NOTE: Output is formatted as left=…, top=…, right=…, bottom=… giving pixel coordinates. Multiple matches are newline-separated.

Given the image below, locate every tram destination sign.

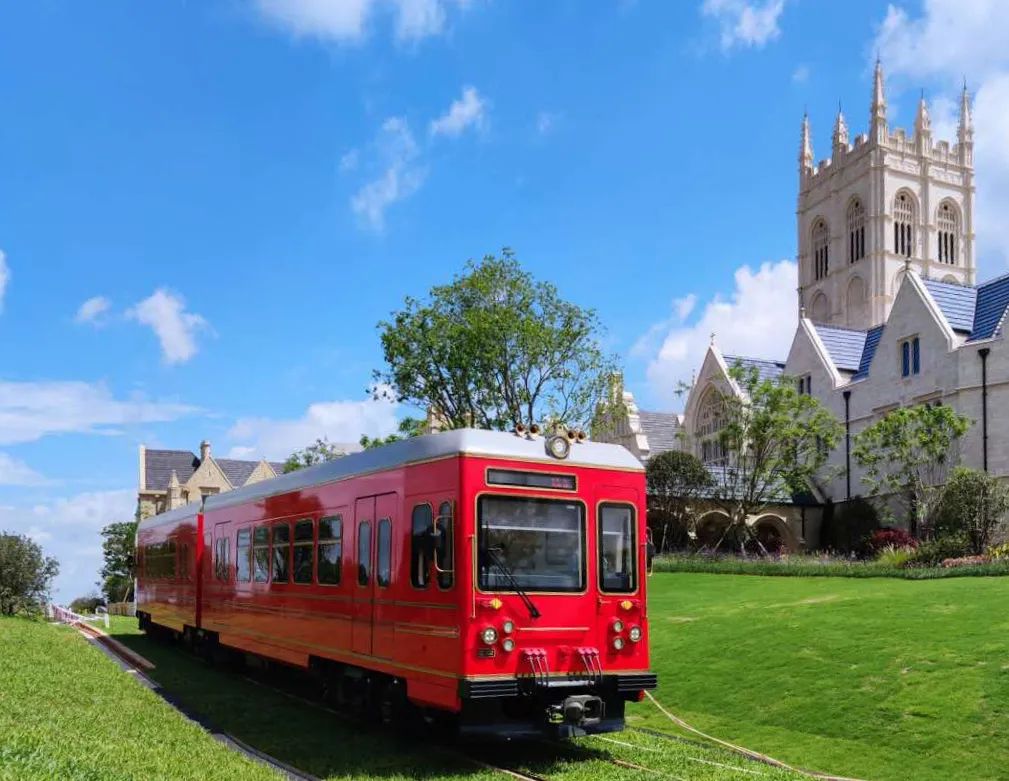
left=486, top=468, right=577, bottom=491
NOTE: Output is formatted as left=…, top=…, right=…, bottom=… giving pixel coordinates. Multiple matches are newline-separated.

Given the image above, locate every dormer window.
left=900, top=337, right=920, bottom=377
left=797, top=375, right=811, bottom=395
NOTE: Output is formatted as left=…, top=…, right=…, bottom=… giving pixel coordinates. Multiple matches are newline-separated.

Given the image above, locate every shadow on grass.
left=107, top=624, right=607, bottom=781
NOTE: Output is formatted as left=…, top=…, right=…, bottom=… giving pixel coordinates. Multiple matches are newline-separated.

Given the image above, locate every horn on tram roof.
left=529, top=423, right=541, bottom=436
left=575, top=430, right=587, bottom=442
left=566, top=429, right=577, bottom=442
left=514, top=422, right=527, bottom=436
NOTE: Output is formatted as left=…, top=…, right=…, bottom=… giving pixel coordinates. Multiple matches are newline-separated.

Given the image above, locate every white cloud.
left=227, top=391, right=399, bottom=461
left=254, top=0, right=471, bottom=44
left=0, top=453, right=46, bottom=486
left=0, top=489, right=136, bottom=601
left=351, top=117, right=426, bottom=231
left=701, top=0, right=786, bottom=52
left=0, top=250, right=8, bottom=313
left=74, top=295, right=111, bottom=325
left=127, top=289, right=209, bottom=364
left=430, top=86, right=487, bottom=137
left=339, top=148, right=360, bottom=173
left=639, top=260, right=797, bottom=401
left=0, top=379, right=198, bottom=446
left=792, top=64, right=810, bottom=84
left=872, top=0, right=1009, bottom=269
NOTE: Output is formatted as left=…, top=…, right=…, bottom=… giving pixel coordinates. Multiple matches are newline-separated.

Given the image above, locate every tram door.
left=351, top=493, right=398, bottom=658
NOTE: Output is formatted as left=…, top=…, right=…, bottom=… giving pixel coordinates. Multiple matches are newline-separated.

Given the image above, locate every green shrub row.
left=652, top=554, right=1009, bottom=579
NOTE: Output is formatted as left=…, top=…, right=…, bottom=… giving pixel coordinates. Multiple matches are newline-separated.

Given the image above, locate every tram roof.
left=139, top=428, right=642, bottom=529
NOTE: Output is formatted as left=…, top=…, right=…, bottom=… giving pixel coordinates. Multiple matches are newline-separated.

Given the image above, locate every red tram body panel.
left=137, top=429, right=657, bottom=736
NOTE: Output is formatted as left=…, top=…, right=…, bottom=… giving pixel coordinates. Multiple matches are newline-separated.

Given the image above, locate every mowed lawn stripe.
left=630, top=573, right=1009, bottom=781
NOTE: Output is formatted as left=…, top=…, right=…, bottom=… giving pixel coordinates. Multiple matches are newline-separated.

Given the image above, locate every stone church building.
left=601, top=63, right=1006, bottom=551
left=137, top=440, right=285, bottom=519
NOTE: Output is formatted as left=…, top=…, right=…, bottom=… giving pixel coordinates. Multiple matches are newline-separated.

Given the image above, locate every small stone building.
left=137, top=440, right=286, bottom=519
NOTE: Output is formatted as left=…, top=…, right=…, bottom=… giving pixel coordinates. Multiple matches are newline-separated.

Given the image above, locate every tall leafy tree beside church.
left=701, top=362, right=842, bottom=553
left=853, top=404, right=971, bottom=537
left=373, top=250, right=620, bottom=432
left=99, top=520, right=138, bottom=603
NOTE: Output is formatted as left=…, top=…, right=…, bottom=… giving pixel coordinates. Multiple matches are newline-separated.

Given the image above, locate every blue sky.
left=2, top=0, right=1008, bottom=599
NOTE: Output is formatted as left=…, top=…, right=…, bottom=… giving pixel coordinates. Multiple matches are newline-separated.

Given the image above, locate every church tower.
left=797, top=62, right=976, bottom=329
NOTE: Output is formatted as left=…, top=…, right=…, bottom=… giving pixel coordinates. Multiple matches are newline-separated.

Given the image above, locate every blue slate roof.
left=723, top=355, right=786, bottom=382
left=851, top=325, right=884, bottom=381
left=923, top=278, right=976, bottom=332
left=968, top=272, right=1009, bottom=342
left=811, top=324, right=867, bottom=372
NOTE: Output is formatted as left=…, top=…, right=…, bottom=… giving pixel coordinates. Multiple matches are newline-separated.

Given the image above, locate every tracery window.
left=696, top=389, right=727, bottom=465
left=937, top=202, right=958, bottom=264
left=893, top=192, right=914, bottom=258
left=812, top=219, right=829, bottom=280
left=847, top=199, right=865, bottom=263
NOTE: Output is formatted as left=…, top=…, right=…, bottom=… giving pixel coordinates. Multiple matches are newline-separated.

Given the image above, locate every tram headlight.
left=611, top=619, right=624, bottom=633
left=502, top=620, right=515, bottom=634
left=480, top=626, right=499, bottom=645
left=502, top=638, right=516, bottom=652
left=629, top=626, right=642, bottom=643
left=546, top=434, right=571, bottom=460
left=613, top=636, right=625, bottom=651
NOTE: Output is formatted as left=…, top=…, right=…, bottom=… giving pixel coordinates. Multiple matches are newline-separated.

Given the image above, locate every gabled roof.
left=143, top=449, right=200, bottom=491
left=637, top=411, right=680, bottom=458
left=968, top=272, right=1009, bottom=342
left=852, top=325, right=884, bottom=381
left=215, top=458, right=260, bottom=488
left=811, top=323, right=867, bottom=372
left=722, top=355, right=786, bottom=382
left=923, top=278, right=976, bottom=332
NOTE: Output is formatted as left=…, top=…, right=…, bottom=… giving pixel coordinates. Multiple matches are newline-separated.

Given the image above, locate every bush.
left=69, top=594, right=104, bottom=614
left=868, top=528, right=918, bottom=552
left=942, top=555, right=990, bottom=568
left=987, top=542, right=1009, bottom=561
left=0, top=532, right=59, bottom=616
left=876, top=544, right=915, bottom=568
left=934, top=467, right=1009, bottom=554
left=907, top=535, right=970, bottom=567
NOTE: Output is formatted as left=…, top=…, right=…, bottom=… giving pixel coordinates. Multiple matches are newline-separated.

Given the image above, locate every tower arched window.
left=937, top=201, right=959, bottom=264
left=847, top=198, right=865, bottom=263
left=696, top=388, right=726, bottom=465
left=893, top=192, right=915, bottom=258
left=812, top=219, right=829, bottom=280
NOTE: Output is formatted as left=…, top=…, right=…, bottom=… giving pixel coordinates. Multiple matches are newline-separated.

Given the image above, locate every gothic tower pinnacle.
left=832, top=106, right=849, bottom=154
left=870, top=58, right=887, bottom=142
left=915, top=92, right=931, bottom=137
left=799, top=112, right=814, bottom=174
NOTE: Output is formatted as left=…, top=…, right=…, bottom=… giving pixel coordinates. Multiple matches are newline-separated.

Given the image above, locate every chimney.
left=200, top=440, right=211, bottom=463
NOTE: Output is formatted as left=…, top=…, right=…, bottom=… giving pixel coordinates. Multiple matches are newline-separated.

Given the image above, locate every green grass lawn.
left=0, top=616, right=277, bottom=781
left=630, top=573, right=1009, bottom=781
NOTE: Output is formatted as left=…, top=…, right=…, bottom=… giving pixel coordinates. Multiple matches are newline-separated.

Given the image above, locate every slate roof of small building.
left=216, top=458, right=260, bottom=488
left=703, top=464, right=818, bottom=506
left=722, top=355, right=786, bottom=382
left=143, top=449, right=201, bottom=491
left=851, top=324, right=884, bottom=381
left=637, top=411, right=681, bottom=458
left=923, top=278, right=977, bottom=332
left=810, top=323, right=868, bottom=372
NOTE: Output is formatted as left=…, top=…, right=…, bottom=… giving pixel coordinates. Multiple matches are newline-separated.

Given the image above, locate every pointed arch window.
left=812, top=219, right=830, bottom=280
left=696, top=389, right=727, bottom=465
left=893, top=192, right=915, bottom=258
left=847, top=199, right=866, bottom=263
left=937, top=202, right=959, bottom=264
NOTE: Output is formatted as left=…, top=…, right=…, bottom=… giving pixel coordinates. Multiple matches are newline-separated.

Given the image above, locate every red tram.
left=136, top=428, right=657, bottom=737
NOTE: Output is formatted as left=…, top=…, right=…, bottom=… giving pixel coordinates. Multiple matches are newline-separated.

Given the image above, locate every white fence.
left=48, top=603, right=110, bottom=631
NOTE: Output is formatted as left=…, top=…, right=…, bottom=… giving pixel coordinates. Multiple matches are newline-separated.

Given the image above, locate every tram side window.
left=318, top=516, right=343, bottom=585
left=236, top=528, right=252, bottom=582
left=144, top=542, right=177, bottom=579
left=599, top=504, right=637, bottom=593
left=436, top=502, right=454, bottom=589
left=253, top=526, right=270, bottom=583
left=293, top=520, right=314, bottom=584
left=272, top=523, right=290, bottom=583
left=215, top=538, right=230, bottom=581
left=357, top=521, right=372, bottom=586
left=377, top=518, right=392, bottom=588
left=410, top=504, right=433, bottom=588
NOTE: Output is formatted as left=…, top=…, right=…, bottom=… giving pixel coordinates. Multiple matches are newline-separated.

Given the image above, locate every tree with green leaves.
left=99, top=520, right=137, bottom=603
left=645, top=450, right=712, bottom=552
left=852, top=403, right=971, bottom=537
left=0, top=532, right=59, bottom=616
left=933, top=466, right=1008, bottom=553
left=700, top=362, right=842, bottom=554
left=283, top=438, right=349, bottom=473
left=359, top=417, right=428, bottom=450
left=373, top=250, right=620, bottom=432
